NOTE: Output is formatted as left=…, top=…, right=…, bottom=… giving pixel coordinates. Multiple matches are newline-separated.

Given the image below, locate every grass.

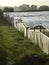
left=43, top=31, right=49, bottom=37
left=0, top=17, right=49, bottom=65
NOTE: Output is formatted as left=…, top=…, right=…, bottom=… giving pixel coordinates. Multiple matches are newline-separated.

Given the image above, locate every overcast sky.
left=0, top=0, right=49, bottom=7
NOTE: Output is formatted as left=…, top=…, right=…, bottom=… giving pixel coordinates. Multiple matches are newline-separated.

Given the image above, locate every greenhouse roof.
left=4, top=11, right=49, bottom=29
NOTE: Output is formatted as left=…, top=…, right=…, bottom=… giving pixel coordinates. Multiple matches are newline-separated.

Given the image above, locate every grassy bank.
left=0, top=17, right=49, bottom=65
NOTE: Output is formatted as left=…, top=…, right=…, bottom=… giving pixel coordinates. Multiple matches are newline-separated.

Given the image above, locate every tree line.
left=14, top=5, right=49, bottom=11
left=0, top=4, right=49, bottom=12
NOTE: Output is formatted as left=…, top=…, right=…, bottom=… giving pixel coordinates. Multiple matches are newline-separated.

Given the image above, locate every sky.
left=0, top=0, right=49, bottom=7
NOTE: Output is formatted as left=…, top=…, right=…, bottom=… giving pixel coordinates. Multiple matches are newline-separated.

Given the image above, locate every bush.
left=0, top=9, right=3, bottom=18
left=0, top=47, right=7, bottom=65
left=14, top=54, right=49, bottom=65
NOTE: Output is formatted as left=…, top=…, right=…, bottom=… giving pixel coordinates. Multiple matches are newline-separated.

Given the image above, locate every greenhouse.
left=3, top=11, right=49, bottom=54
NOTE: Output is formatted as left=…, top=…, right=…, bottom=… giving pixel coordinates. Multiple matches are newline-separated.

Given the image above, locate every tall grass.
left=0, top=17, right=49, bottom=65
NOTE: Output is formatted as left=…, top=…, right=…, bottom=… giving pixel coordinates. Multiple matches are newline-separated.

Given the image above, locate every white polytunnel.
left=3, top=11, right=49, bottom=54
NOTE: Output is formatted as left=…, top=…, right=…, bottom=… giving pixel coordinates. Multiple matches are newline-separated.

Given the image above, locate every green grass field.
left=0, top=17, right=49, bottom=65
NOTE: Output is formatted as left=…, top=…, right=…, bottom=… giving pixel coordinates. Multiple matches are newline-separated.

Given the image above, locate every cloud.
left=0, top=0, right=49, bottom=7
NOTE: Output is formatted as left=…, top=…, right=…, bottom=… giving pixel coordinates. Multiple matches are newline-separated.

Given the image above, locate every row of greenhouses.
left=3, top=11, right=49, bottom=54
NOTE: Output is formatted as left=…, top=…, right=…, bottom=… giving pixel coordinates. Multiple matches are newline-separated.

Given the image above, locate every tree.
left=3, top=7, right=14, bottom=12
left=19, top=4, right=30, bottom=11
left=38, top=5, right=49, bottom=11
left=31, top=5, right=37, bottom=11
